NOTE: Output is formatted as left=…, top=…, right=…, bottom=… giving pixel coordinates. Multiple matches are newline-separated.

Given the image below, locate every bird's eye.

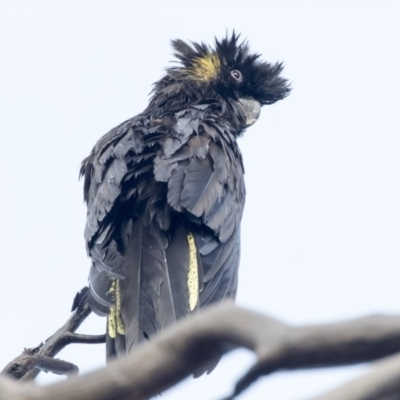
left=230, top=70, right=243, bottom=82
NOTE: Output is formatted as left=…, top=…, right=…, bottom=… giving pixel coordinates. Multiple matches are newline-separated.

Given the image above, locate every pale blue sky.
left=0, top=1, right=399, bottom=399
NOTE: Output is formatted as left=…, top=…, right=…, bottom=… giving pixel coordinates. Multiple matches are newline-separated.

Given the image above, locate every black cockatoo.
left=80, top=33, right=290, bottom=360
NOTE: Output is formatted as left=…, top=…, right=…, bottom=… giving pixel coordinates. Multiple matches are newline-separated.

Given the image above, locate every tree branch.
left=1, top=304, right=400, bottom=400
left=1, top=288, right=105, bottom=381
left=225, top=312, right=400, bottom=399
left=63, top=333, right=106, bottom=345
left=29, top=355, right=79, bottom=376
left=310, top=352, right=400, bottom=400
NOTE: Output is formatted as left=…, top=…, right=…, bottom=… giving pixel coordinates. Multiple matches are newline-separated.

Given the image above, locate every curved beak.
left=239, top=98, right=261, bottom=127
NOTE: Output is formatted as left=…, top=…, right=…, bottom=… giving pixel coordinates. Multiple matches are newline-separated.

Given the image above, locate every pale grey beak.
left=239, top=98, right=261, bottom=127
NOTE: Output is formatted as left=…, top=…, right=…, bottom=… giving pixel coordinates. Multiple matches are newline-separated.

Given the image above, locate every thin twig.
left=32, top=355, right=79, bottom=376
left=64, top=333, right=106, bottom=345
left=1, top=287, right=105, bottom=381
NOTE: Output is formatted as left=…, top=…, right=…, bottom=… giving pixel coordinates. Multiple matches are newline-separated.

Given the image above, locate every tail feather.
left=108, top=219, right=177, bottom=356
left=165, top=225, right=197, bottom=319
left=91, top=219, right=207, bottom=362
left=197, top=229, right=240, bottom=306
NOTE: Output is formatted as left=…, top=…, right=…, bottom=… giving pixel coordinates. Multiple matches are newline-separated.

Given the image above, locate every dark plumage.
left=81, top=33, right=290, bottom=364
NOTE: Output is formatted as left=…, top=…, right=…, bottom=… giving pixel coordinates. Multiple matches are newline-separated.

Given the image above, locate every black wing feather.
left=181, top=156, right=224, bottom=218
left=82, top=104, right=244, bottom=362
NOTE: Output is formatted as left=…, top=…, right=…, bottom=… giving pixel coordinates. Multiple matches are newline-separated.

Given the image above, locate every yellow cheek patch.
left=107, top=278, right=125, bottom=338
left=189, top=53, right=220, bottom=81
left=187, top=233, right=199, bottom=311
